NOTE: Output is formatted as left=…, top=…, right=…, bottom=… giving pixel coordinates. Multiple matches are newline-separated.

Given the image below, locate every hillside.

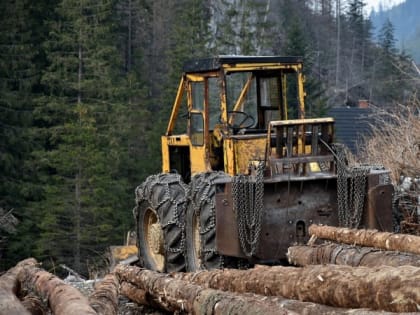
left=370, top=0, right=420, bottom=62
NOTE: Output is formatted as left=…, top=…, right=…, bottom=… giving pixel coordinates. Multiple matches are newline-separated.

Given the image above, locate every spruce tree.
left=32, top=0, right=131, bottom=276
left=0, top=0, right=54, bottom=269
left=372, top=18, right=402, bottom=106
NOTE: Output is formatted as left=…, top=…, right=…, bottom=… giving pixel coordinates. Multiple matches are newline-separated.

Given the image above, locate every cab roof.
left=182, top=55, right=303, bottom=73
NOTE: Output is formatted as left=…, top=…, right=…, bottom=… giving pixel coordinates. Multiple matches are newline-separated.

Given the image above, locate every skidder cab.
left=135, top=56, right=394, bottom=272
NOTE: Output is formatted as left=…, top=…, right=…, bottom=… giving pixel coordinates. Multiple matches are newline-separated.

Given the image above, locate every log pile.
left=1, top=225, right=419, bottom=314
left=287, top=243, right=420, bottom=267
left=0, top=258, right=119, bottom=315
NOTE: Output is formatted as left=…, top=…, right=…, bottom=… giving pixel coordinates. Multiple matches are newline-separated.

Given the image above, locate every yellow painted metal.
left=224, top=138, right=235, bottom=175
left=166, top=76, right=186, bottom=136
left=109, top=245, right=138, bottom=261
left=282, top=73, right=288, bottom=120
left=143, top=208, right=165, bottom=272
left=161, top=136, right=170, bottom=173
left=190, top=144, right=211, bottom=175
left=162, top=58, right=315, bottom=177
left=232, top=136, right=266, bottom=174
left=297, top=71, right=306, bottom=119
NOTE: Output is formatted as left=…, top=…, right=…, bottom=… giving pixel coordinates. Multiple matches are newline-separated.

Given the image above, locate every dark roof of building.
left=328, top=107, right=374, bottom=154
left=182, top=55, right=303, bottom=73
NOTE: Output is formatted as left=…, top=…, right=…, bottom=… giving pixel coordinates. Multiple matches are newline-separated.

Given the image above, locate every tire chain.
left=333, top=144, right=389, bottom=228
left=232, top=161, right=265, bottom=257
left=133, top=173, right=189, bottom=254
left=189, top=172, right=220, bottom=267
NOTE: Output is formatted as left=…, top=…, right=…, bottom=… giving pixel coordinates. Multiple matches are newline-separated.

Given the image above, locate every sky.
left=364, top=0, right=406, bottom=13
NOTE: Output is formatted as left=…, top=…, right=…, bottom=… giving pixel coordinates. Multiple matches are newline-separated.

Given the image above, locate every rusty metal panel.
left=363, top=184, right=394, bottom=231
left=216, top=179, right=340, bottom=263
left=256, top=180, right=339, bottom=261
left=215, top=183, right=246, bottom=257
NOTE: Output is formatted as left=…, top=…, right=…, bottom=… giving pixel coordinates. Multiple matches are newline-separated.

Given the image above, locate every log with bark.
left=120, top=278, right=410, bottom=315
left=0, top=258, right=38, bottom=315
left=18, top=261, right=97, bottom=315
left=287, top=243, right=420, bottom=267
left=308, top=224, right=420, bottom=255
left=172, top=264, right=420, bottom=312
left=20, top=295, right=47, bottom=315
left=115, top=264, right=297, bottom=315
left=89, top=274, right=119, bottom=315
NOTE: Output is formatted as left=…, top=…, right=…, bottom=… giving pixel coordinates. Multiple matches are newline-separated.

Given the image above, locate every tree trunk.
left=0, top=287, right=31, bottom=315
left=120, top=278, right=403, bottom=315
left=0, top=258, right=37, bottom=315
left=18, top=263, right=97, bottom=315
left=120, top=282, right=150, bottom=307
left=172, top=264, right=420, bottom=312
left=287, top=243, right=420, bottom=267
left=308, top=224, right=420, bottom=255
left=89, top=274, right=119, bottom=315
left=115, top=265, right=297, bottom=315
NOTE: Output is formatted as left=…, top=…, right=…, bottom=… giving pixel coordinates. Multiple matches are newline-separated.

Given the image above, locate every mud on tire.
left=134, top=173, right=188, bottom=272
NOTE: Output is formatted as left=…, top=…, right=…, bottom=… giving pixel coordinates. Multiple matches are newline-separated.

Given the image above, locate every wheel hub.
left=149, top=222, right=164, bottom=255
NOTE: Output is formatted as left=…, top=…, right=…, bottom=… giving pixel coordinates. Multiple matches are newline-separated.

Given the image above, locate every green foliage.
left=1, top=0, right=419, bottom=274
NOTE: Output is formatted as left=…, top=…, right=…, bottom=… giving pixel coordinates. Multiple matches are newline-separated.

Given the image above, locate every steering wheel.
left=226, top=110, right=255, bottom=130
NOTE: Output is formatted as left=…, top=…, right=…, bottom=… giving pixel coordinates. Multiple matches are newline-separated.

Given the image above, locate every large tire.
left=185, top=172, right=243, bottom=271
left=134, top=173, right=188, bottom=272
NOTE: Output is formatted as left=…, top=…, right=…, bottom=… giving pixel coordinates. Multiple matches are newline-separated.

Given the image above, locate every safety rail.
left=266, top=118, right=336, bottom=179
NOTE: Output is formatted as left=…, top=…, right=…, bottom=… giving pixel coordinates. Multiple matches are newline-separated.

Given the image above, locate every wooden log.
left=89, top=274, right=119, bottom=315
left=0, top=258, right=38, bottom=315
left=172, top=264, right=420, bottom=312
left=120, top=282, right=150, bottom=307
left=18, top=264, right=97, bottom=315
left=308, top=224, right=420, bottom=255
left=0, top=286, right=30, bottom=315
left=21, top=295, right=47, bottom=315
left=287, top=243, right=420, bottom=267
left=115, top=264, right=297, bottom=315
left=120, top=279, right=407, bottom=315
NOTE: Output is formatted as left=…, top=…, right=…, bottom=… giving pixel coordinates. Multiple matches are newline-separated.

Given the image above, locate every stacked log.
left=308, top=224, right=420, bottom=255
left=115, top=264, right=296, bottom=314
left=118, top=264, right=415, bottom=315
left=0, top=258, right=37, bottom=315
left=0, top=258, right=122, bottom=315
left=17, top=262, right=97, bottom=315
left=88, top=274, right=119, bottom=315
left=287, top=243, right=420, bottom=267
left=172, top=264, right=420, bottom=312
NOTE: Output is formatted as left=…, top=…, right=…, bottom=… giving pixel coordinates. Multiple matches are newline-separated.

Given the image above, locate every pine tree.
left=0, top=0, right=55, bottom=269
left=341, top=0, right=374, bottom=105
left=371, top=18, right=402, bottom=106
left=32, top=0, right=132, bottom=276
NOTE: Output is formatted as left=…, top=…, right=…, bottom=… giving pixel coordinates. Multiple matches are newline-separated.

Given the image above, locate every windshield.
left=225, top=70, right=301, bottom=130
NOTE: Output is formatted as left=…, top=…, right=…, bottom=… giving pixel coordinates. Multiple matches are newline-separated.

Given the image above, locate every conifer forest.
left=1, top=0, right=419, bottom=277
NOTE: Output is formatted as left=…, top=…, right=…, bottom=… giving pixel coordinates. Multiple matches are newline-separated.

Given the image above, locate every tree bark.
left=115, top=265, right=297, bottom=315
left=18, top=263, right=97, bottom=315
left=89, top=274, right=119, bottom=315
left=308, top=224, right=420, bottom=255
left=287, top=243, right=420, bottom=267
left=120, top=279, right=404, bottom=315
left=0, top=258, right=37, bottom=315
left=20, top=295, right=47, bottom=315
left=120, top=282, right=150, bottom=307
left=172, top=264, right=420, bottom=312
